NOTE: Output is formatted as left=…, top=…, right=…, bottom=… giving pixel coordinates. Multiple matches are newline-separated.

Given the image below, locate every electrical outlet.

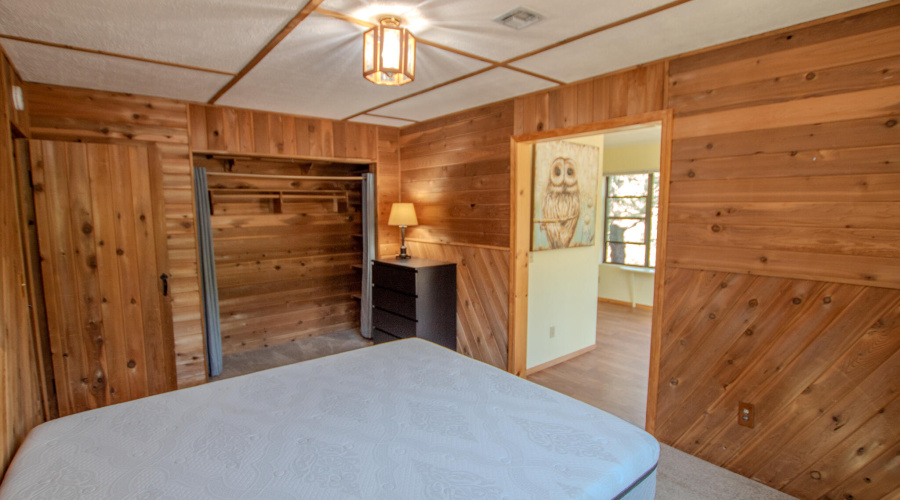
left=738, top=402, right=755, bottom=428
left=549, top=326, right=555, bottom=338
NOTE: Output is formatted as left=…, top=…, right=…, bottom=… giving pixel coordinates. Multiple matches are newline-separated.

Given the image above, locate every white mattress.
left=0, top=339, right=659, bottom=499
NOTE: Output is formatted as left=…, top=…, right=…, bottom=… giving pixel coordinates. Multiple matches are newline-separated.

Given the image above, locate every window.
left=603, top=173, right=659, bottom=268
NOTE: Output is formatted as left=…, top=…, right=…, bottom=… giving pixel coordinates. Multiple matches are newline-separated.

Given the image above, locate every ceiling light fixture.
left=363, top=16, right=416, bottom=86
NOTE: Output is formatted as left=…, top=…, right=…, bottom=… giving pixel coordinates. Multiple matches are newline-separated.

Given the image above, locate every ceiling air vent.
left=494, top=7, right=543, bottom=30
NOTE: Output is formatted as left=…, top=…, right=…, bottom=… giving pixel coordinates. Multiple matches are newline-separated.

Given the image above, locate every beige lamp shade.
left=388, top=203, right=418, bottom=226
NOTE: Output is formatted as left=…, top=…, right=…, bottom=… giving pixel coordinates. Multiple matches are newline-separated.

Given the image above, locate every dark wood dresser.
left=371, top=257, right=457, bottom=350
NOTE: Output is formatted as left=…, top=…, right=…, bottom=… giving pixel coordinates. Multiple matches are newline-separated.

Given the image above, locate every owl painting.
left=541, top=157, right=580, bottom=248
left=532, top=141, right=599, bottom=251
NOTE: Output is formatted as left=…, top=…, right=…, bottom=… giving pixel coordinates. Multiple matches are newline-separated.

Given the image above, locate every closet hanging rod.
left=205, top=172, right=364, bottom=182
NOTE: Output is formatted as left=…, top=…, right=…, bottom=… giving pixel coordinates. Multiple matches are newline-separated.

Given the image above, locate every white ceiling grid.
left=376, top=67, right=555, bottom=121
left=216, top=13, right=490, bottom=120
left=319, top=0, right=675, bottom=61
left=0, top=0, right=887, bottom=125
left=511, top=0, right=887, bottom=83
left=0, top=38, right=232, bottom=103
left=0, top=0, right=303, bottom=73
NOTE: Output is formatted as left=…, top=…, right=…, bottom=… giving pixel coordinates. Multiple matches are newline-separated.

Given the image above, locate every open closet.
left=193, top=152, right=376, bottom=378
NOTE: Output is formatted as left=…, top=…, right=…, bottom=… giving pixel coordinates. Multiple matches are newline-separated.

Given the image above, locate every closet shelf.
left=208, top=188, right=353, bottom=214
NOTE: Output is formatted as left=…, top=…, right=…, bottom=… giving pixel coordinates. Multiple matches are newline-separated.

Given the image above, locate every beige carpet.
left=657, top=443, right=797, bottom=499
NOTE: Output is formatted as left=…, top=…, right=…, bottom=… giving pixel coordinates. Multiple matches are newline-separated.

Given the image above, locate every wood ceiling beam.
left=0, top=34, right=235, bottom=76
left=208, top=0, right=326, bottom=104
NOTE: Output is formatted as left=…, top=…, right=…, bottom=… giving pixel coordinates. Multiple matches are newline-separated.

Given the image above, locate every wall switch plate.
left=549, top=326, right=555, bottom=338
left=12, top=86, right=25, bottom=111
left=738, top=402, right=755, bottom=428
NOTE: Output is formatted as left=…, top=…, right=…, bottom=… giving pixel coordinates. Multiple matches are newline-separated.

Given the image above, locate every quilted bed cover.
left=0, top=338, right=659, bottom=499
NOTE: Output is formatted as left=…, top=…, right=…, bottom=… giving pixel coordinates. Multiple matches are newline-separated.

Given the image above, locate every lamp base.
left=397, top=226, right=412, bottom=259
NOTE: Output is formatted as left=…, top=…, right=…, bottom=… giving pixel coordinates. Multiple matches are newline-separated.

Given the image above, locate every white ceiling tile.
left=217, top=13, right=490, bottom=120
left=511, top=0, right=886, bottom=83
left=374, top=67, right=555, bottom=121
left=1, top=39, right=231, bottom=102
left=0, top=0, right=306, bottom=73
left=321, top=0, right=674, bottom=62
left=349, top=115, right=415, bottom=127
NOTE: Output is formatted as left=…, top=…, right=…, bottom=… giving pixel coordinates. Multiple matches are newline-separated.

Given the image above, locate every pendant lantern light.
left=363, top=17, right=416, bottom=86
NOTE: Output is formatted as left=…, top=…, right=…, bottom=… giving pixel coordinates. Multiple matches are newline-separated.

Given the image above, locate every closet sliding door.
left=31, top=140, right=176, bottom=416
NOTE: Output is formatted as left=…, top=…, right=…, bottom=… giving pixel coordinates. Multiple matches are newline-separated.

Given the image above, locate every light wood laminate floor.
left=528, top=301, right=652, bottom=428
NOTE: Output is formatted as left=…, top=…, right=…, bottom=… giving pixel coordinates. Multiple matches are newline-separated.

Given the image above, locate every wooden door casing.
left=30, top=140, right=176, bottom=416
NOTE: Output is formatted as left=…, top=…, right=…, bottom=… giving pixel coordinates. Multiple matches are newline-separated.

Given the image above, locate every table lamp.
left=388, top=203, right=417, bottom=259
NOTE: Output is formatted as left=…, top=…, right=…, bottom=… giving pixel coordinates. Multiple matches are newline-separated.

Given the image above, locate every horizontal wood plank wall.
left=513, top=63, right=666, bottom=135
left=398, top=102, right=513, bottom=368
left=0, top=50, right=43, bottom=478
left=406, top=241, right=509, bottom=369
left=188, top=103, right=378, bottom=162
left=659, top=5, right=900, bottom=498
left=26, top=84, right=207, bottom=388
left=400, top=100, right=514, bottom=248
left=203, top=165, right=362, bottom=354
left=376, top=126, right=401, bottom=258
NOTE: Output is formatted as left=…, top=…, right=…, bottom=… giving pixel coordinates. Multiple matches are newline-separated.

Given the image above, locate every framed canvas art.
left=532, top=140, right=600, bottom=251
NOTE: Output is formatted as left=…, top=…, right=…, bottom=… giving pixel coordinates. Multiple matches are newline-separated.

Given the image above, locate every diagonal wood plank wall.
left=415, top=4, right=899, bottom=496
left=657, top=5, right=900, bottom=498
left=398, top=102, right=514, bottom=368
left=407, top=241, right=509, bottom=369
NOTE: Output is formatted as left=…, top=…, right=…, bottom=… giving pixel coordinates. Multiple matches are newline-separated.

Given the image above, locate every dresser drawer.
left=372, top=328, right=400, bottom=345
left=372, top=263, right=417, bottom=295
left=372, top=308, right=417, bottom=339
left=372, top=286, right=416, bottom=319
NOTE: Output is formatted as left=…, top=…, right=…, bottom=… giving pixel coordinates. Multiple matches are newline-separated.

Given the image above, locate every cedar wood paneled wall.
left=401, top=4, right=899, bottom=497
left=188, top=104, right=377, bottom=354
left=187, top=103, right=400, bottom=261
left=399, top=102, right=514, bottom=368
left=659, top=6, right=900, bottom=499
left=0, top=50, right=45, bottom=477
left=205, top=170, right=364, bottom=355
left=376, top=126, right=401, bottom=257
left=25, top=84, right=209, bottom=389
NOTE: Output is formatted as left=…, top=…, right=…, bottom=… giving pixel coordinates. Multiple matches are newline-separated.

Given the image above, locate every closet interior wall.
left=188, top=104, right=384, bottom=355
left=195, top=156, right=368, bottom=355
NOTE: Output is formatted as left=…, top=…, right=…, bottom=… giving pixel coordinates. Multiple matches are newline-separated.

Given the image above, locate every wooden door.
left=30, top=140, right=176, bottom=416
